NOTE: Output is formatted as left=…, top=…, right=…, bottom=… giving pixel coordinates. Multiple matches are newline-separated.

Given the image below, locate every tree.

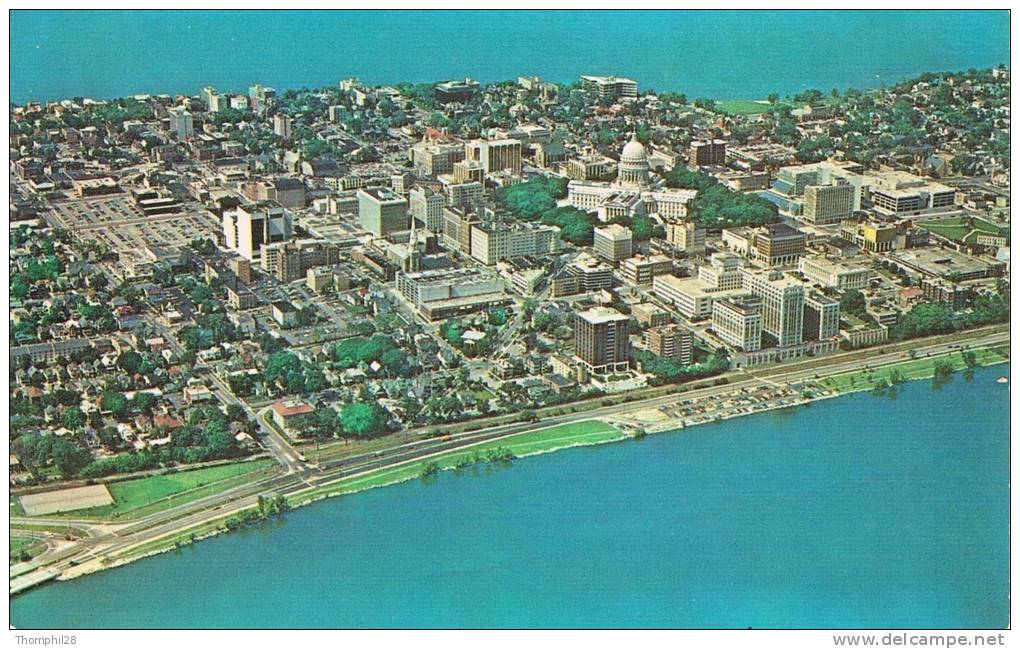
left=839, top=290, right=868, bottom=318
left=117, top=351, right=143, bottom=374
left=339, top=402, right=388, bottom=437
left=102, top=392, right=128, bottom=419
left=62, top=407, right=86, bottom=430
left=51, top=437, right=92, bottom=477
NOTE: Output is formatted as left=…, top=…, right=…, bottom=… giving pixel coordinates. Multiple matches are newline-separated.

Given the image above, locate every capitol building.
left=567, top=132, right=697, bottom=223
left=617, top=134, right=652, bottom=188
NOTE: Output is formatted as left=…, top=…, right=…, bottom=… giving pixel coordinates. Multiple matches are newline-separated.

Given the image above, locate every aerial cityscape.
left=7, top=9, right=1011, bottom=633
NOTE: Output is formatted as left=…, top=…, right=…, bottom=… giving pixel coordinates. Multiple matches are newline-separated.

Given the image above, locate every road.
left=11, top=324, right=1009, bottom=592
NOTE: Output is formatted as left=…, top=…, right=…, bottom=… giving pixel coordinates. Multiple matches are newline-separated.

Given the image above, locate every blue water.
left=10, top=365, right=1010, bottom=629
left=10, top=10, right=1009, bottom=104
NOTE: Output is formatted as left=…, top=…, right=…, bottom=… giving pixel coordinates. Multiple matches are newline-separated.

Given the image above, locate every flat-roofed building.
left=619, top=254, right=673, bottom=285
left=798, top=256, right=872, bottom=290
left=445, top=180, right=484, bottom=209
left=397, top=267, right=509, bottom=321
left=631, top=302, right=671, bottom=328
left=803, top=181, right=854, bottom=225
left=652, top=275, right=714, bottom=320
left=644, top=324, right=693, bottom=364
left=698, top=252, right=745, bottom=290
left=565, top=155, right=615, bottom=181
left=752, top=223, right=807, bottom=267
left=689, top=139, right=727, bottom=167
left=594, top=224, right=633, bottom=263
left=840, top=220, right=898, bottom=253
left=803, top=290, right=840, bottom=341
left=271, top=300, right=298, bottom=327
left=564, top=253, right=614, bottom=293
left=464, top=138, right=523, bottom=175
left=575, top=306, right=631, bottom=375
left=222, top=201, right=293, bottom=261
left=865, top=170, right=956, bottom=215
left=435, top=78, right=480, bottom=103
left=411, top=142, right=465, bottom=176
left=452, top=159, right=485, bottom=184
left=666, top=220, right=706, bottom=255
left=739, top=269, right=805, bottom=347
left=358, top=187, right=408, bottom=236
left=470, top=222, right=562, bottom=265
left=409, top=186, right=446, bottom=232
left=712, top=295, right=763, bottom=352
left=580, top=75, right=638, bottom=101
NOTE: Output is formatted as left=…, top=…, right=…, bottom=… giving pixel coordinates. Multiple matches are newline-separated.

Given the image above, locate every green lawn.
left=715, top=99, right=775, bottom=115
left=819, top=345, right=1009, bottom=394
left=919, top=217, right=1007, bottom=244
left=291, top=420, right=624, bottom=506
left=48, top=459, right=277, bottom=521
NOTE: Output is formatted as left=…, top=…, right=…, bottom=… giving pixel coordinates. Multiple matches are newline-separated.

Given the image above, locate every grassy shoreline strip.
left=819, top=344, right=1009, bottom=394
left=290, top=420, right=625, bottom=507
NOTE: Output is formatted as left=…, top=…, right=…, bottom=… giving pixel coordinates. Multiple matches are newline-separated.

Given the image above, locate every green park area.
left=714, top=99, right=775, bottom=115
left=819, top=344, right=1009, bottom=394
left=918, top=216, right=1007, bottom=245
left=26, top=459, right=277, bottom=521
left=291, top=420, right=625, bottom=507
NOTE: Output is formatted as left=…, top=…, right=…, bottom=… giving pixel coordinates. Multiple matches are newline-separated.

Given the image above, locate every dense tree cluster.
left=635, top=349, right=730, bottom=387
left=661, top=166, right=778, bottom=229
left=263, top=351, right=327, bottom=395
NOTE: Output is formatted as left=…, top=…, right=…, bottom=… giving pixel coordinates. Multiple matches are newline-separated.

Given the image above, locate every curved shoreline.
left=12, top=349, right=1010, bottom=592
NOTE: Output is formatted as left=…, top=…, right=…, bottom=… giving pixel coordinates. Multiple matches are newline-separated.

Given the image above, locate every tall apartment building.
left=358, top=187, right=408, bottom=236
left=803, top=291, right=840, bottom=341
left=469, top=222, right=562, bottom=265
left=644, top=324, right=693, bottom=364
left=222, top=202, right=293, bottom=261
left=409, top=186, right=446, bottom=232
left=168, top=108, right=194, bottom=140
left=445, top=181, right=485, bottom=209
left=689, top=139, right=727, bottom=167
left=802, top=181, right=854, bottom=225
left=593, top=224, right=633, bottom=263
left=441, top=206, right=481, bottom=254
left=574, top=307, right=631, bottom=375
left=249, top=84, right=277, bottom=111
left=464, top=139, right=523, bottom=175
left=579, top=75, right=638, bottom=101
left=666, top=221, right=706, bottom=255
left=273, top=113, right=293, bottom=140
left=711, top=295, right=763, bottom=352
left=739, top=269, right=805, bottom=347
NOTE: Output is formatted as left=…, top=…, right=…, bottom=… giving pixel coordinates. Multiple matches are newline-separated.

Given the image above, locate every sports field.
left=19, top=484, right=114, bottom=516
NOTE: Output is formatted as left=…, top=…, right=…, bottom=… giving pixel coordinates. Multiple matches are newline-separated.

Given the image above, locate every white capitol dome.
left=620, top=136, right=647, bottom=162
left=618, top=133, right=650, bottom=188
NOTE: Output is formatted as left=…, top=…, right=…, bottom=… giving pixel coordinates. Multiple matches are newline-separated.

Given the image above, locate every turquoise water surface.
left=10, top=365, right=1009, bottom=629
left=10, top=10, right=1009, bottom=104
